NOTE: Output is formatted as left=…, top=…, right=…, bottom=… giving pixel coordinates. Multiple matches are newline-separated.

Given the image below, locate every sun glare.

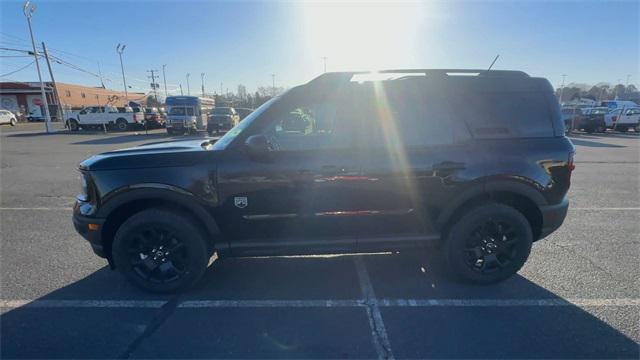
left=300, top=2, right=426, bottom=71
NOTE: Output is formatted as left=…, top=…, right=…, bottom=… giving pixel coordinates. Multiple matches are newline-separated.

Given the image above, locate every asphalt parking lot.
left=1, top=123, right=639, bottom=359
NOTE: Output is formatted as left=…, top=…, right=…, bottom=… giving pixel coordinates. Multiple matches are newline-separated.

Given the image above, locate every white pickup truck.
left=604, top=107, right=640, bottom=132
left=66, top=106, right=144, bottom=131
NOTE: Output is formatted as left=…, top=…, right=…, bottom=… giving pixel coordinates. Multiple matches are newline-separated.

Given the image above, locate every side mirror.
left=244, top=134, right=272, bottom=160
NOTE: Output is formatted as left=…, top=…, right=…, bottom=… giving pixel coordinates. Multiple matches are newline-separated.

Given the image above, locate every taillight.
left=133, top=114, right=138, bottom=122
left=568, top=152, right=575, bottom=173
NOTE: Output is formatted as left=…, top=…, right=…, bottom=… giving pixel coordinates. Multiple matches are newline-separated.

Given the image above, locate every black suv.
left=73, top=69, right=573, bottom=293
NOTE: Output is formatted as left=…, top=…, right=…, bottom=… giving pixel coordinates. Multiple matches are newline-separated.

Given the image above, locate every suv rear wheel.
left=112, top=209, right=209, bottom=293
left=445, top=203, right=532, bottom=284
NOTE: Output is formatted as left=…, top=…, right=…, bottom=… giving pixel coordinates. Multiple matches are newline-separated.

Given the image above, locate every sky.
left=1, top=0, right=638, bottom=96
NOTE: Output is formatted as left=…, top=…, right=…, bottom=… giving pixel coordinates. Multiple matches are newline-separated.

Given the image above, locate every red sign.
left=32, top=98, right=42, bottom=106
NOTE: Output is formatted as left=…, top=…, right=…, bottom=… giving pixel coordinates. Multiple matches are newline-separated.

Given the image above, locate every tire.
left=167, top=128, right=175, bottom=136
left=67, top=119, right=79, bottom=131
left=112, top=209, right=209, bottom=293
left=444, top=203, right=533, bottom=284
left=10, top=118, right=16, bottom=126
left=585, top=125, right=595, bottom=134
left=616, top=125, right=628, bottom=133
left=115, top=118, right=129, bottom=131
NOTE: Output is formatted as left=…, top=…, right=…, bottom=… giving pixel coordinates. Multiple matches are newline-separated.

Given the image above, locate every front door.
left=216, top=89, right=365, bottom=254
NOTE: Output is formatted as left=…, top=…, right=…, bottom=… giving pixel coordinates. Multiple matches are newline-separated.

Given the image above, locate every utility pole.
left=116, top=43, right=128, bottom=101
left=201, top=72, right=205, bottom=97
left=186, top=73, right=190, bottom=95
left=147, top=69, right=159, bottom=102
left=321, top=57, right=327, bottom=73
left=97, top=61, right=105, bottom=88
left=558, top=74, right=567, bottom=104
left=23, top=1, right=52, bottom=133
left=179, top=84, right=183, bottom=96
left=41, top=42, right=63, bottom=127
left=162, top=64, right=168, bottom=98
left=271, top=73, right=275, bottom=96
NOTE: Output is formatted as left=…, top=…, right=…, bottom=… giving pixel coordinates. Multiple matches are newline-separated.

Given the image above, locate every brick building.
left=0, top=81, right=146, bottom=119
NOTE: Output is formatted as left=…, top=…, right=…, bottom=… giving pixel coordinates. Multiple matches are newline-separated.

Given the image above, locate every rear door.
left=355, top=79, right=475, bottom=247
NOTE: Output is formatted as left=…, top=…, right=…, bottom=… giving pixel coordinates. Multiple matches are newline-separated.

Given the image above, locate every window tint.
left=261, top=96, right=354, bottom=151
left=452, top=91, right=553, bottom=138
left=355, top=80, right=456, bottom=148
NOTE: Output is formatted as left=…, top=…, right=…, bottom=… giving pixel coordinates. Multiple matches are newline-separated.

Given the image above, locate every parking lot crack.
left=117, top=296, right=180, bottom=359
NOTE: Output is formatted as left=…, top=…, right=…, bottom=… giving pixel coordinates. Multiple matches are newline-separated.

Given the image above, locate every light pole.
left=321, top=57, right=327, bottom=73
left=558, top=74, right=567, bottom=104
left=615, top=78, right=622, bottom=99
left=116, top=43, right=128, bottom=101
left=23, top=0, right=52, bottom=133
left=186, top=73, right=190, bottom=95
left=162, top=64, right=168, bottom=98
left=201, top=72, right=205, bottom=97
left=271, top=73, right=275, bottom=96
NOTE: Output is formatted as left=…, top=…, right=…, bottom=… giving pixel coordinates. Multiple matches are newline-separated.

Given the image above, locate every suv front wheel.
left=112, top=209, right=209, bottom=293
left=445, top=203, right=533, bottom=284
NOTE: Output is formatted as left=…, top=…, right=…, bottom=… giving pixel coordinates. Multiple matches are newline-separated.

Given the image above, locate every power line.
left=0, top=61, right=34, bottom=77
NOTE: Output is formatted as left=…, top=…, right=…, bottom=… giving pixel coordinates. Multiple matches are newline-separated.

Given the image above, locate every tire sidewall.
left=116, top=119, right=128, bottom=131
left=112, top=209, right=209, bottom=293
left=445, top=203, right=533, bottom=284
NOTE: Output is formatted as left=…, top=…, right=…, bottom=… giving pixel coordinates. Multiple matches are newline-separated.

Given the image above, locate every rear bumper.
left=538, top=198, right=569, bottom=239
left=72, top=208, right=107, bottom=258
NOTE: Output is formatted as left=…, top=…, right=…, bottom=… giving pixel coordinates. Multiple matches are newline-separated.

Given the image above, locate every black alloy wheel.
left=127, top=227, right=188, bottom=284
left=445, top=203, right=533, bottom=284
left=113, top=209, right=209, bottom=293
left=463, top=219, right=519, bottom=274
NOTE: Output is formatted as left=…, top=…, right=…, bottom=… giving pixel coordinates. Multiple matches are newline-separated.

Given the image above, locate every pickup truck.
left=66, top=106, right=144, bottom=131
left=604, top=107, right=640, bottom=132
left=574, top=107, right=607, bottom=133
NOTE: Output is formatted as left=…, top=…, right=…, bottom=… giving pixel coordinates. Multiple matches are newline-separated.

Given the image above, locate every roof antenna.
left=487, top=54, right=500, bottom=71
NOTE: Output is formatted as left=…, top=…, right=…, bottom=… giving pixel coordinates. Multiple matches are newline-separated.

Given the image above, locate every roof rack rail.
left=307, top=69, right=529, bottom=86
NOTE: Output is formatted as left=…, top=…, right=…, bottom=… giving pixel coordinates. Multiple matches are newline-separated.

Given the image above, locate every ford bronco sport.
left=73, top=69, right=573, bottom=293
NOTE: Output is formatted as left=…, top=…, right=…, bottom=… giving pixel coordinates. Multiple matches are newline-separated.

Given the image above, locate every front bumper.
left=538, top=198, right=569, bottom=239
left=72, top=204, right=107, bottom=258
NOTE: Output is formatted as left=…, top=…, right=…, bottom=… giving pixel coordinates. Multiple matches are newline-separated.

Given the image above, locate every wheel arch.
left=99, top=186, right=222, bottom=266
left=437, top=181, right=546, bottom=242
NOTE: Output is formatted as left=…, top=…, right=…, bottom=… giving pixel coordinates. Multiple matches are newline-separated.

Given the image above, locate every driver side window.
left=262, top=100, right=352, bottom=151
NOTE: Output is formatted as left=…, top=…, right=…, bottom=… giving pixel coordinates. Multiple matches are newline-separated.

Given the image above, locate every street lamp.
left=201, top=73, right=205, bottom=97
left=23, top=0, right=53, bottom=133
left=116, top=43, right=128, bottom=101
left=186, top=73, right=190, bottom=96
left=558, top=74, right=567, bottom=104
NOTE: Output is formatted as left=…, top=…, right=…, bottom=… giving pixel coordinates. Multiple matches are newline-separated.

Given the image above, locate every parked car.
left=207, top=107, right=239, bottom=135
left=66, top=105, right=144, bottom=131
left=0, top=109, right=17, bottom=126
left=560, top=107, right=582, bottom=132
left=605, top=107, right=640, bottom=132
left=143, top=107, right=165, bottom=128
left=235, top=107, right=254, bottom=121
left=575, top=107, right=607, bottom=133
left=72, top=69, right=573, bottom=293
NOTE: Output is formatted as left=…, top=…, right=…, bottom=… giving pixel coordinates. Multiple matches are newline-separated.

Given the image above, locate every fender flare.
left=436, top=179, right=547, bottom=228
left=98, top=183, right=222, bottom=247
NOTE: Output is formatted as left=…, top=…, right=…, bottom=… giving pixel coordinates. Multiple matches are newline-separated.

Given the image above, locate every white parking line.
left=1, top=298, right=638, bottom=309
left=354, top=257, right=395, bottom=360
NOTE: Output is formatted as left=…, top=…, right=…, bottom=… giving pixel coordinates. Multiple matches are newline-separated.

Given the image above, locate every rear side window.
left=453, top=91, right=554, bottom=138
left=356, top=80, right=458, bottom=148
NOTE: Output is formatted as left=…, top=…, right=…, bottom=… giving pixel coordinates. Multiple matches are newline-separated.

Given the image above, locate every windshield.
left=212, top=97, right=279, bottom=150
left=213, top=108, right=230, bottom=115
left=169, top=106, right=194, bottom=116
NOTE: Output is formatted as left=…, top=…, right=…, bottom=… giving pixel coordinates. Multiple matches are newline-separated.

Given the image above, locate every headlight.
left=78, top=172, right=89, bottom=202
